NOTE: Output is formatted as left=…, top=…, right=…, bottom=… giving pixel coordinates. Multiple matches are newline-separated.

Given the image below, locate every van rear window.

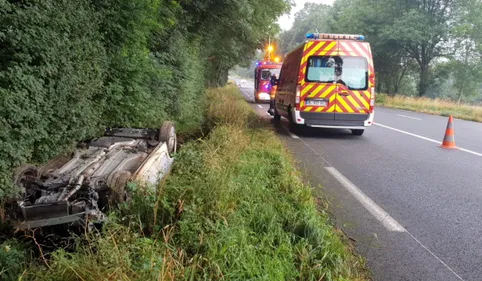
left=306, top=56, right=368, bottom=90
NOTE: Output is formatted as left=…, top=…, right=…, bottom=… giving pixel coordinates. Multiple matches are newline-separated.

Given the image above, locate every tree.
left=381, top=0, right=462, bottom=96
left=279, top=3, right=333, bottom=55
left=450, top=0, right=482, bottom=102
left=180, top=0, right=290, bottom=86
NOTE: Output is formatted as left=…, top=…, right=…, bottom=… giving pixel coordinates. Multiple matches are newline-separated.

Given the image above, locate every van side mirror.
left=271, top=79, right=279, bottom=86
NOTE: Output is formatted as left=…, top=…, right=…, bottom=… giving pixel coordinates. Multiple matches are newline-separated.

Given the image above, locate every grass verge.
left=1, top=86, right=367, bottom=281
left=376, top=94, right=482, bottom=122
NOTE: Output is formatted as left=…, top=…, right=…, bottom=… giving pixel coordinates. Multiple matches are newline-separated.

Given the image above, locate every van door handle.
left=339, top=93, right=349, bottom=96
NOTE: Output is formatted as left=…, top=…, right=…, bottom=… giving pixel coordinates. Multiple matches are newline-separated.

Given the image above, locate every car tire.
left=106, top=171, right=131, bottom=204
left=13, top=164, right=39, bottom=188
left=351, top=129, right=364, bottom=136
left=159, top=121, right=177, bottom=156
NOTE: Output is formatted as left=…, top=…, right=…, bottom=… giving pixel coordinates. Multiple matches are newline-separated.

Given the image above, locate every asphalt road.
left=236, top=80, right=482, bottom=281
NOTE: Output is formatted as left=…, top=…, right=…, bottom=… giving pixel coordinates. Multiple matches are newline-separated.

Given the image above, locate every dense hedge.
left=0, top=0, right=174, bottom=197
left=0, top=0, right=288, bottom=198
left=0, top=0, right=107, bottom=197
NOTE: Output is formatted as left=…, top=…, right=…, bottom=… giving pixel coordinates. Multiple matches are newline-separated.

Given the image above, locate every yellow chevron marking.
left=301, top=42, right=327, bottom=65
left=329, top=94, right=337, bottom=102
left=301, top=84, right=314, bottom=96
left=354, top=92, right=370, bottom=108
left=308, top=85, right=325, bottom=98
left=321, top=85, right=337, bottom=98
left=337, top=96, right=355, bottom=113
left=318, top=41, right=337, bottom=56
left=347, top=95, right=362, bottom=109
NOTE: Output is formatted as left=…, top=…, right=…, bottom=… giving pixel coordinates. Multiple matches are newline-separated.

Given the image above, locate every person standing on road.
left=268, top=73, right=278, bottom=115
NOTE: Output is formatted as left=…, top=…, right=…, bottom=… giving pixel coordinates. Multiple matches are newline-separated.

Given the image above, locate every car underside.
left=6, top=122, right=177, bottom=231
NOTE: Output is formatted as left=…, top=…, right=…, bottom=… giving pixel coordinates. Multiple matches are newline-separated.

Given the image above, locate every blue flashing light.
left=305, top=33, right=366, bottom=41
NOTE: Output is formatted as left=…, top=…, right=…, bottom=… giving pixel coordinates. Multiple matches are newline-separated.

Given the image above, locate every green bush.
left=0, top=0, right=290, bottom=199
left=0, top=240, right=29, bottom=281
left=0, top=0, right=106, bottom=197
left=0, top=0, right=207, bottom=197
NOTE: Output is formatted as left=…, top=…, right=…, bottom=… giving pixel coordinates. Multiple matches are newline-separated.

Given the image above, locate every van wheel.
left=273, top=109, right=281, bottom=122
left=351, top=129, right=364, bottom=136
left=288, top=108, right=300, bottom=133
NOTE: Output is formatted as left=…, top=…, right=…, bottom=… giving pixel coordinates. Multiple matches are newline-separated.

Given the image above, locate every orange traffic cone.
left=440, top=115, right=458, bottom=149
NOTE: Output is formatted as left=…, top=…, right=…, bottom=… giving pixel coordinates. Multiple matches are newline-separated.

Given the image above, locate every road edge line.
left=325, top=167, right=406, bottom=232
left=374, top=122, right=482, bottom=157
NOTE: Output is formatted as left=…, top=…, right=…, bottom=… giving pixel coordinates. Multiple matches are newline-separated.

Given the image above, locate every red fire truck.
left=253, top=60, right=282, bottom=103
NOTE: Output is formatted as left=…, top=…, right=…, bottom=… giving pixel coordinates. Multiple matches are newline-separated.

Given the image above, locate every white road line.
left=240, top=89, right=253, bottom=102
left=397, top=114, right=422, bottom=120
left=280, top=124, right=300, bottom=139
left=257, top=104, right=263, bottom=109
left=290, top=125, right=466, bottom=280
left=288, top=132, right=300, bottom=139
left=325, top=166, right=465, bottom=280
left=374, top=123, right=440, bottom=144
left=406, top=232, right=465, bottom=281
left=459, top=148, right=482, bottom=157
left=325, top=167, right=406, bottom=232
left=374, top=123, right=482, bottom=157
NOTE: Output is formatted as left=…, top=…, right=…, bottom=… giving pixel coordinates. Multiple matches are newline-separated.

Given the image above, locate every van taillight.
left=295, top=85, right=301, bottom=110
left=369, top=88, right=375, bottom=113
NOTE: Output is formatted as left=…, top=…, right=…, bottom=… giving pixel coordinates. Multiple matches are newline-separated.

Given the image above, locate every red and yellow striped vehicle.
left=274, top=33, right=376, bottom=136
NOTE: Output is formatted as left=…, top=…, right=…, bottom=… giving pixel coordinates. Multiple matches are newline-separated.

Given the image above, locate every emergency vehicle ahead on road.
left=254, top=60, right=282, bottom=103
left=273, top=33, right=376, bottom=136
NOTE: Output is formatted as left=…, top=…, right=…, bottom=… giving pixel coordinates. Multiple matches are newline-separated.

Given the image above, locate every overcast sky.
left=277, top=0, right=335, bottom=30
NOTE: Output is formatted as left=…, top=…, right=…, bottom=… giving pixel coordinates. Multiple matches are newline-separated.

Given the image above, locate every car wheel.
left=13, top=164, right=39, bottom=188
left=106, top=171, right=131, bottom=204
left=159, top=121, right=177, bottom=156
left=351, top=129, right=364, bottom=136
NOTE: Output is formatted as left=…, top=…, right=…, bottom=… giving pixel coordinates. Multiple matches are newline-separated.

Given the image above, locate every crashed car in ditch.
left=7, top=121, right=177, bottom=231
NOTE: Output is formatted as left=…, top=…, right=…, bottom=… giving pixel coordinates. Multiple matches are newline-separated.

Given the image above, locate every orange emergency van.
left=273, top=33, right=375, bottom=136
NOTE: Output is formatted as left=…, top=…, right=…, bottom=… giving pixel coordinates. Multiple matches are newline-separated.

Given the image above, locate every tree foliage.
left=278, top=0, right=482, bottom=99
left=0, top=0, right=290, bottom=198
left=279, top=3, right=333, bottom=55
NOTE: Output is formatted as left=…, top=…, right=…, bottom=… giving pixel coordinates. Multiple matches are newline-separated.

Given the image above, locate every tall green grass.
left=377, top=94, right=482, bottom=122
left=2, top=86, right=367, bottom=281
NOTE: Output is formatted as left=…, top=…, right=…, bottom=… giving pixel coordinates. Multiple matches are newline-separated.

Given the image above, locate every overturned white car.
left=8, top=121, right=177, bottom=230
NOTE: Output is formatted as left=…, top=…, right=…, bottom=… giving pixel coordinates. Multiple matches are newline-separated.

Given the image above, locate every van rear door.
left=333, top=41, right=372, bottom=121
left=300, top=40, right=339, bottom=121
